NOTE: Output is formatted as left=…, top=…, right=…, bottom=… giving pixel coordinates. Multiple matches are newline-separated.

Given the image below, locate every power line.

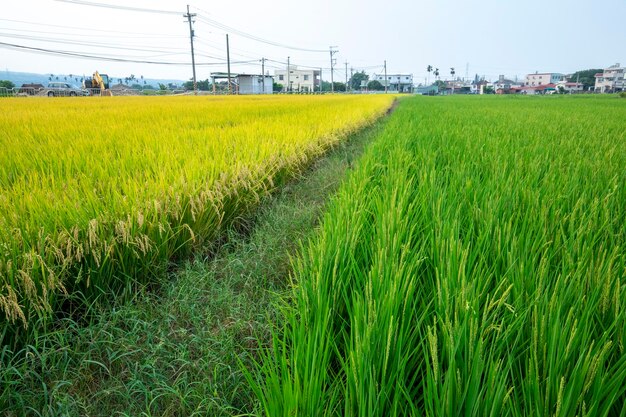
left=193, top=13, right=328, bottom=53
left=54, top=0, right=330, bottom=53
left=53, top=0, right=180, bottom=15
left=0, top=32, right=188, bottom=54
left=0, top=17, right=183, bottom=37
left=0, top=41, right=255, bottom=66
left=0, top=26, right=185, bottom=40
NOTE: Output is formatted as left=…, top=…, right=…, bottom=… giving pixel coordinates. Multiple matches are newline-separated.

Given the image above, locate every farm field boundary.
left=0, top=98, right=396, bottom=415
left=253, top=95, right=626, bottom=416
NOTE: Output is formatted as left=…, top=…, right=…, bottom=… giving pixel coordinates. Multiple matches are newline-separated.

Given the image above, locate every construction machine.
left=83, top=71, right=113, bottom=96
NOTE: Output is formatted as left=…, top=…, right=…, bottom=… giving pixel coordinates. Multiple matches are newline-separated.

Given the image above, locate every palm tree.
left=434, top=68, right=440, bottom=80
left=427, top=65, right=433, bottom=84
left=450, top=67, right=456, bottom=94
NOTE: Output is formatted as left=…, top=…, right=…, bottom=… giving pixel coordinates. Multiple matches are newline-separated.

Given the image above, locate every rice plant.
left=254, top=95, right=626, bottom=416
left=0, top=94, right=394, bottom=346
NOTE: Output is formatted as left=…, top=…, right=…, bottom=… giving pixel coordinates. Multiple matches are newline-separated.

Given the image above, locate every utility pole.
left=287, top=56, right=290, bottom=93
left=344, top=61, right=349, bottom=93
left=384, top=60, right=388, bottom=94
left=329, top=47, right=338, bottom=93
left=350, top=66, right=354, bottom=92
left=183, top=5, right=197, bottom=94
left=261, top=57, right=266, bottom=94
left=226, top=34, right=231, bottom=94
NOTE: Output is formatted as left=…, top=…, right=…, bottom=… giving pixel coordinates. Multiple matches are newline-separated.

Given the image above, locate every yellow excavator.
left=83, top=71, right=113, bottom=96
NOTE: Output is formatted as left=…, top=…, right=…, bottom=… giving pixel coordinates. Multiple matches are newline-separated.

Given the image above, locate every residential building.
left=372, top=73, right=413, bottom=92
left=555, top=80, right=584, bottom=93
left=494, top=75, right=524, bottom=94
left=517, top=84, right=557, bottom=95
left=274, top=65, right=321, bottom=92
left=470, top=79, right=491, bottom=94
left=524, top=72, right=564, bottom=86
left=594, top=63, right=625, bottom=93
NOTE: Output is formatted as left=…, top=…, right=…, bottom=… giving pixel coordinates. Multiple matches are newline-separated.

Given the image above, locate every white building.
left=237, top=74, right=273, bottom=94
left=274, top=66, right=321, bottom=92
left=494, top=74, right=523, bottom=93
left=524, top=72, right=564, bottom=86
left=594, top=63, right=625, bottom=93
left=372, top=73, right=413, bottom=92
left=555, top=80, right=584, bottom=93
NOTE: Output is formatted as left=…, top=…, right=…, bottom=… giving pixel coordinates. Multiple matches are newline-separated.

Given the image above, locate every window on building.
left=304, top=75, right=309, bottom=81
left=279, top=75, right=284, bottom=81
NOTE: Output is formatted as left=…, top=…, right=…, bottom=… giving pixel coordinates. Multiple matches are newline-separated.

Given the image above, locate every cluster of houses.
left=212, top=65, right=415, bottom=94
left=417, top=63, right=625, bottom=95
left=215, top=62, right=624, bottom=95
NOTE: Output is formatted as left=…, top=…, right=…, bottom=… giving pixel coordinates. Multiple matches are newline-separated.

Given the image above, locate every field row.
left=255, top=96, right=626, bottom=416
left=0, top=95, right=394, bottom=343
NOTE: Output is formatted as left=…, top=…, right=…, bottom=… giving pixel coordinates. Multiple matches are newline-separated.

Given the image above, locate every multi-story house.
left=372, top=73, right=413, bottom=92
left=524, top=72, right=564, bottom=86
left=494, top=75, right=523, bottom=93
left=594, top=63, right=625, bottom=93
left=274, top=65, right=321, bottom=92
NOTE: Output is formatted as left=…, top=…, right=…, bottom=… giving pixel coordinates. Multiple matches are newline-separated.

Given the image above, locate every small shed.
left=210, top=72, right=273, bottom=94
left=238, top=74, right=273, bottom=94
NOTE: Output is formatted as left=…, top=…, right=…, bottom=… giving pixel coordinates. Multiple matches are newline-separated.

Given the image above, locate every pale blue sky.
left=1, top=0, right=624, bottom=82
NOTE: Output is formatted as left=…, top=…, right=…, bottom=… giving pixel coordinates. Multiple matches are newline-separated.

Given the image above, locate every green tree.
left=197, top=79, right=210, bottom=91
left=434, top=80, right=446, bottom=90
left=183, top=79, right=210, bottom=91
left=332, top=82, right=346, bottom=92
left=0, top=80, right=15, bottom=89
left=273, top=82, right=283, bottom=92
left=349, top=71, right=369, bottom=90
left=367, top=80, right=385, bottom=91
left=569, top=69, right=603, bottom=91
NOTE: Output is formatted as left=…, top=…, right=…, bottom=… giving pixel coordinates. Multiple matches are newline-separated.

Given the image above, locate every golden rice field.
left=0, top=95, right=394, bottom=341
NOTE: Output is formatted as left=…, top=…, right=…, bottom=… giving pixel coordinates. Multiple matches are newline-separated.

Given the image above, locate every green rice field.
left=253, top=96, right=626, bottom=417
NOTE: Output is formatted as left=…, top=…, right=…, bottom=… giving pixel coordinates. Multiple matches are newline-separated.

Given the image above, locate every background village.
left=1, top=62, right=624, bottom=96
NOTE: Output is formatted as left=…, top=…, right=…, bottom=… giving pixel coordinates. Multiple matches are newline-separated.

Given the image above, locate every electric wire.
left=53, top=0, right=180, bottom=15
left=0, top=41, right=256, bottom=66
left=0, top=17, right=185, bottom=37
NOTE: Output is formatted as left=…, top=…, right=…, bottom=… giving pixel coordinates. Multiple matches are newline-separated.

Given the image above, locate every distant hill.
left=0, top=70, right=187, bottom=89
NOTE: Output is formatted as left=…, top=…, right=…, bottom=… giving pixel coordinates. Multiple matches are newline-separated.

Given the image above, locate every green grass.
left=253, top=95, right=626, bottom=416
left=0, top=113, right=386, bottom=416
